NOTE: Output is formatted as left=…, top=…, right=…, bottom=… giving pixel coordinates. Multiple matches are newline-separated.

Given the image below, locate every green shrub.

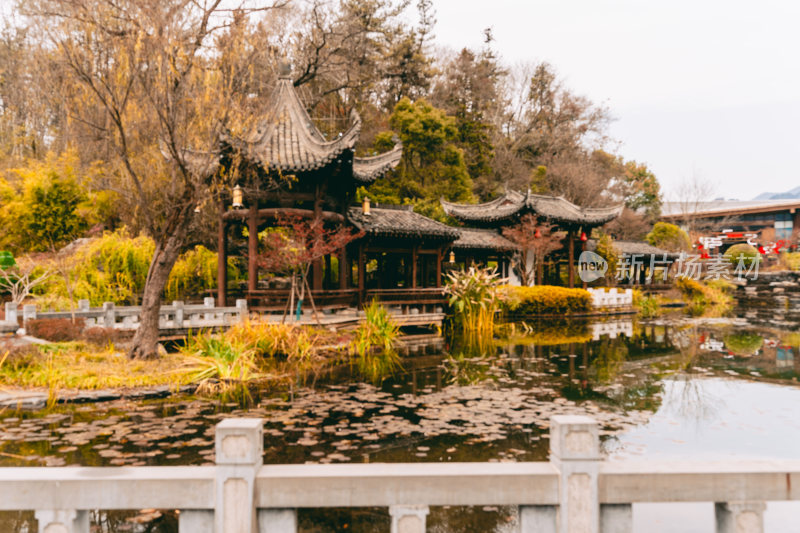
left=633, top=289, right=660, bottom=318
left=724, top=244, right=760, bottom=268
left=502, top=285, right=592, bottom=315
left=675, top=277, right=733, bottom=317
left=646, top=222, right=690, bottom=252
left=724, top=332, right=763, bottom=355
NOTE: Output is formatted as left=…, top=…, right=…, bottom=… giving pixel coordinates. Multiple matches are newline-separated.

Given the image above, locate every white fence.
left=2, top=297, right=247, bottom=331
left=587, top=288, right=633, bottom=308
left=0, top=415, right=794, bottom=533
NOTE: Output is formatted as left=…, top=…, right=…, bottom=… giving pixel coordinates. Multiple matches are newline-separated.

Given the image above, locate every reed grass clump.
left=444, top=266, right=504, bottom=334
left=351, top=300, right=401, bottom=382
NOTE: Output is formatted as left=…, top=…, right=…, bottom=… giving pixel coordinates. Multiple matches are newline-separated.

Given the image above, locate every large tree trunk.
left=129, top=218, right=190, bottom=359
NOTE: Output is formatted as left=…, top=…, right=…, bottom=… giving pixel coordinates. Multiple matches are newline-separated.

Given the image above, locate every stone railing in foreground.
left=2, top=297, right=247, bottom=331
left=1, top=417, right=796, bottom=533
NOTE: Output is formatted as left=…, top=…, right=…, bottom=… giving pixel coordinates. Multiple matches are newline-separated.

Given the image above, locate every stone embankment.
left=734, top=271, right=800, bottom=326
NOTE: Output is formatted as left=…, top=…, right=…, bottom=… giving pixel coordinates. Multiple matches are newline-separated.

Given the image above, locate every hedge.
left=502, top=285, right=593, bottom=315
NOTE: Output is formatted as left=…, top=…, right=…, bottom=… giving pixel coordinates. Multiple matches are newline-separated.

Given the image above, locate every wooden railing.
left=2, top=298, right=248, bottom=331
left=247, top=288, right=359, bottom=311
left=247, top=287, right=447, bottom=314
left=0, top=416, right=793, bottom=533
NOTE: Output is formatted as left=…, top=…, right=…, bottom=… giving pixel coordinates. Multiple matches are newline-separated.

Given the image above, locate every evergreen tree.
left=366, top=98, right=473, bottom=220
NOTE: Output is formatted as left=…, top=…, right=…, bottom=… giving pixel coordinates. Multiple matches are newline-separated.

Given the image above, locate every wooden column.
left=312, top=183, right=323, bottom=291
left=338, top=246, right=348, bottom=289
left=436, top=247, right=443, bottom=288
left=217, top=215, right=228, bottom=307
left=411, top=246, right=419, bottom=288
left=581, top=235, right=588, bottom=289
left=247, top=203, right=258, bottom=293
left=358, top=243, right=366, bottom=306
left=568, top=229, right=575, bottom=288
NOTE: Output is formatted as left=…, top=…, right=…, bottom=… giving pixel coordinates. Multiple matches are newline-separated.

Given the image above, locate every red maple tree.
left=257, top=214, right=363, bottom=321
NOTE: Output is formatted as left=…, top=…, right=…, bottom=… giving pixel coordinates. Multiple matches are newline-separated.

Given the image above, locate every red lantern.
left=534, top=228, right=542, bottom=238
left=580, top=231, right=587, bottom=242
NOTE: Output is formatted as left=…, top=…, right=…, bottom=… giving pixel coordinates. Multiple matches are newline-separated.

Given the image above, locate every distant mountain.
left=753, top=186, right=800, bottom=200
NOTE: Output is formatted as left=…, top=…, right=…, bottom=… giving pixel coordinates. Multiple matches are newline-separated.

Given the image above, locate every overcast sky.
left=430, top=0, right=800, bottom=201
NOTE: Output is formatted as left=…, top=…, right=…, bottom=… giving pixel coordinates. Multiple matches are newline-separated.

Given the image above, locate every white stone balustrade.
left=0, top=416, right=791, bottom=532
left=587, top=288, right=633, bottom=308
left=0, top=298, right=248, bottom=332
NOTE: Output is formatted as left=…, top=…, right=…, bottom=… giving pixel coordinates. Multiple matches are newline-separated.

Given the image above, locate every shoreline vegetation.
left=0, top=310, right=403, bottom=401
left=0, top=265, right=755, bottom=403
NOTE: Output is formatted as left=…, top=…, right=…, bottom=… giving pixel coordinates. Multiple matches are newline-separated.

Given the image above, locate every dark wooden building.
left=441, top=190, right=623, bottom=287
left=210, top=69, right=513, bottom=313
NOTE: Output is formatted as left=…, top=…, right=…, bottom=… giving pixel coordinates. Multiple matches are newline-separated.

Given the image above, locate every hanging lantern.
left=449, top=250, right=455, bottom=263
left=362, top=196, right=371, bottom=215
left=534, top=228, right=542, bottom=238
left=232, top=185, right=244, bottom=209
left=580, top=231, right=588, bottom=242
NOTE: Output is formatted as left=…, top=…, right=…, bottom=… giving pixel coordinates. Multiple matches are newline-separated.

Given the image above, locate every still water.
left=2, top=315, right=800, bottom=532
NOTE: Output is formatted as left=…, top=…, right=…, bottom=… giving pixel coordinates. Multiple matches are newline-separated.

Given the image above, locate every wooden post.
left=411, top=246, right=418, bottom=288
left=581, top=235, right=588, bottom=289
left=217, top=216, right=228, bottom=307
left=358, top=244, right=365, bottom=307
left=312, top=183, right=323, bottom=291
left=338, top=246, right=348, bottom=289
left=568, top=229, right=575, bottom=288
left=436, top=247, right=443, bottom=288
left=247, top=202, right=258, bottom=294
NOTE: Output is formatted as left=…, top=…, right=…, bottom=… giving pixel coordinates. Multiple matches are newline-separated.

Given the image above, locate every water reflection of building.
left=754, top=342, right=798, bottom=374
left=591, top=320, right=633, bottom=340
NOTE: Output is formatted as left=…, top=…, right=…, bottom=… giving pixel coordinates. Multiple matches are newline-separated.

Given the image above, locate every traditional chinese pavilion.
left=441, top=190, right=624, bottom=287
left=206, top=67, right=514, bottom=313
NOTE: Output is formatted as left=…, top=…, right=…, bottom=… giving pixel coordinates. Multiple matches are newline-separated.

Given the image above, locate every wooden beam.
left=217, top=213, right=228, bottom=307
left=223, top=208, right=344, bottom=223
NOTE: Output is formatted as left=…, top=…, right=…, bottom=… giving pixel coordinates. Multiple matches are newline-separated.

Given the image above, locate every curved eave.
left=526, top=194, right=625, bottom=227
left=440, top=192, right=526, bottom=223
left=352, top=142, right=403, bottom=184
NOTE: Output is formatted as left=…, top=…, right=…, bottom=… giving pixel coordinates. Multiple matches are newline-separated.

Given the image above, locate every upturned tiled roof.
left=441, top=190, right=623, bottom=227
left=167, top=71, right=401, bottom=182
left=223, top=75, right=362, bottom=173
left=347, top=205, right=460, bottom=240
left=451, top=228, right=517, bottom=251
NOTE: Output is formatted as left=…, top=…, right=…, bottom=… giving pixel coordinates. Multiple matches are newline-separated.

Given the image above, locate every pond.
left=2, top=314, right=800, bottom=532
